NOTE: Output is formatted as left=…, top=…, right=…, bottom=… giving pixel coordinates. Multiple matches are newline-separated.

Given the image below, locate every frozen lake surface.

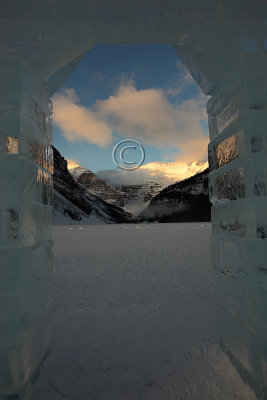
left=27, top=223, right=256, bottom=400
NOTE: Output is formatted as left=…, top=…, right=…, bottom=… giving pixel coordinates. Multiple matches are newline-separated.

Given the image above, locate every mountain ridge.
left=139, top=168, right=211, bottom=223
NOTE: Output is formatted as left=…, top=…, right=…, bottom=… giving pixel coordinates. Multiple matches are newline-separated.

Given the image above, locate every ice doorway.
left=1, top=2, right=267, bottom=398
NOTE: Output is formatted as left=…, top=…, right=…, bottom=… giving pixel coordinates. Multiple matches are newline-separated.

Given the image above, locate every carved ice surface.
left=0, top=0, right=267, bottom=398
left=0, top=53, right=53, bottom=397
left=208, top=53, right=267, bottom=398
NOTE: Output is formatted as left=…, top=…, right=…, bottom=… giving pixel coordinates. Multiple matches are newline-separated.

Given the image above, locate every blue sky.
left=53, top=44, right=209, bottom=174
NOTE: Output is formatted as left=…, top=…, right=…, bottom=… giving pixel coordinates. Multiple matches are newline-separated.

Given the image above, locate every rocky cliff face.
left=53, top=147, right=133, bottom=224
left=140, top=169, right=211, bottom=223
left=114, top=181, right=164, bottom=203
left=77, top=171, right=127, bottom=207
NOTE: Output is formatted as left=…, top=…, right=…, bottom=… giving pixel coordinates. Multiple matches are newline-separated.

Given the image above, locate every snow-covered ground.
left=26, top=223, right=256, bottom=400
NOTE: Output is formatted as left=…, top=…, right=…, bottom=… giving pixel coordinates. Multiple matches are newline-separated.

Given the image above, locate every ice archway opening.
left=1, top=0, right=267, bottom=398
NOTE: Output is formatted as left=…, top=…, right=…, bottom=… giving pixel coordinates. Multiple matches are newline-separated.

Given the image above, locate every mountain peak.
left=67, top=159, right=89, bottom=179
left=67, top=159, right=81, bottom=168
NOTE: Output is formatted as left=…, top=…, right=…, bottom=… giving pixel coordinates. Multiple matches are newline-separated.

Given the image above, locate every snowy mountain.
left=53, top=147, right=133, bottom=224
left=67, top=161, right=164, bottom=214
left=140, top=169, right=210, bottom=223
left=65, top=157, right=210, bottom=219
left=97, top=161, right=209, bottom=215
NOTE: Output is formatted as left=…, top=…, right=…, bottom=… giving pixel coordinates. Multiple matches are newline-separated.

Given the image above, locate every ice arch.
left=1, top=0, right=267, bottom=398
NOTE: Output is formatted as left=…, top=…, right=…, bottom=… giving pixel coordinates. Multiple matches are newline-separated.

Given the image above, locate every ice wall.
left=208, top=53, right=267, bottom=398
left=0, top=52, right=53, bottom=397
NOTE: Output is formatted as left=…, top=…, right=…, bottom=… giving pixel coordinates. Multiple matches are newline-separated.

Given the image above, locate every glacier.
left=0, top=0, right=267, bottom=398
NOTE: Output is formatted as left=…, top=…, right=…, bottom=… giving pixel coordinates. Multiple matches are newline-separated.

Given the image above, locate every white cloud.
left=94, top=84, right=178, bottom=147
left=53, top=80, right=208, bottom=165
left=52, top=88, right=113, bottom=147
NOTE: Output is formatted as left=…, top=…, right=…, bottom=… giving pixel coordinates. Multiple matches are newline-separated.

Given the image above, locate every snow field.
left=26, top=223, right=256, bottom=400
